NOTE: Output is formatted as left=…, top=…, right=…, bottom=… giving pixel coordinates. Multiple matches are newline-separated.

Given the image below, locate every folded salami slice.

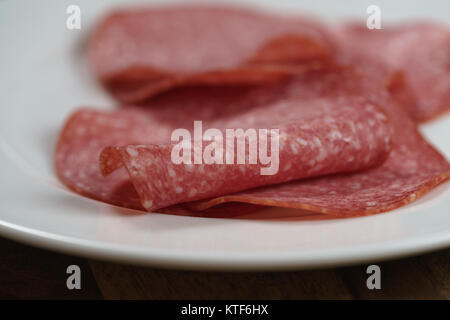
left=56, top=68, right=391, bottom=213
left=334, top=22, right=450, bottom=122
left=56, top=68, right=449, bottom=217
left=99, top=109, right=391, bottom=211
left=96, top=68, right=391, bottom=211
left=88, top=5, right=332, bottom=103
left=189, top=70, right=450, bottom=216
left=55, top=86, right=254, bottom=211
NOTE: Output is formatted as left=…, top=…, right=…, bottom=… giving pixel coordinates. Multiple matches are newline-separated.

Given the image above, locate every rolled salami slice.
left=96, top=68, right=392, bottom=211
left=100, top=109, right=391, bottom=211
left=57, top=68, right=449, bottom=217
left=189, top=70, right=450, bottom=216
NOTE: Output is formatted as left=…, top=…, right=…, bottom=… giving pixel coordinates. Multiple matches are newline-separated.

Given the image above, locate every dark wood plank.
left=338, top=249, right=450, bottom=299
left=89, top=261, right=353, bottom=299
left=1, top=234, right=449, bottom=300
left=0, top=237, right=103, bottom=299
left=418, top=249, right=450, bottom=299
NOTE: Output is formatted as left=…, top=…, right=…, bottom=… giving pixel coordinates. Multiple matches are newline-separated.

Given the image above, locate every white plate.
left=0, top=0, right=449, bottom=270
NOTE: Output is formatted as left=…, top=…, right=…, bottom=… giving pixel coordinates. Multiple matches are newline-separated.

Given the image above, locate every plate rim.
left=1, top=217, right=449, bottom=271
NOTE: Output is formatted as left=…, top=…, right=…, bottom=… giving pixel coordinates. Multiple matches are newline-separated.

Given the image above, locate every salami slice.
left=55, top=86, right=254, bottom=211
left=189, top=70, right=450, bottom=216
left=58, top=68, right=390, bottom=212
left=56, top=68, right=392, bottom=213
left=56, top=68, right=449, bottom=216
left=99, top=103, right=391, bottom=211
left=334, top=22, right=450, bottom=122
left=88, top=5, right=332, bottom=103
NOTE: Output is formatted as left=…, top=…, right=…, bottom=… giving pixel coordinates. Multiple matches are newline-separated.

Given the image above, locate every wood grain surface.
left=0, top=237, right=448, bottom=299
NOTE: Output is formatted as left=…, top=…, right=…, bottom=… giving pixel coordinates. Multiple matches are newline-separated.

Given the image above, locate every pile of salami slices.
left=55, top=5, right=450, bottom=218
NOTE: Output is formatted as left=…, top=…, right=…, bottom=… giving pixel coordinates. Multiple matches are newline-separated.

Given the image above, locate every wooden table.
left=0, top=236, right=448, bottom=299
